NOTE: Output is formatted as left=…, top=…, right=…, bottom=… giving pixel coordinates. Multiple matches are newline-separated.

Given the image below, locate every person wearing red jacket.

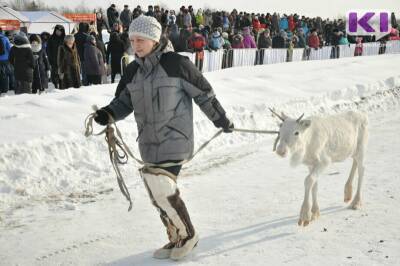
left=308, top=29, right=320, bottom=49
left=188, top=30, right=206, bottom=70
left=252, top=17, right=261, bottom=32
left=288, top=15, right=295, bottom=32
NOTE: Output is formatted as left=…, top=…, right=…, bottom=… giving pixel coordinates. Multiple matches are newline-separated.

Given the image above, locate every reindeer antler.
left=269, top=108, right=285, bottom=121
left=296, top=113, right=305, bottom=122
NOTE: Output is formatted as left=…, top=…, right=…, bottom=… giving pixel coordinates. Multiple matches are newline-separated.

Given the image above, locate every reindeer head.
left=269, top=108, right=311, bottom=158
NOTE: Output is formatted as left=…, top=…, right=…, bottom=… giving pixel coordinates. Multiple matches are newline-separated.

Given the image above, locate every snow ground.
left=0, top=54, right=400, bottom=265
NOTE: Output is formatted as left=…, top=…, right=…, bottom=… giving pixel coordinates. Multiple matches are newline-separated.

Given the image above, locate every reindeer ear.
left=281, top=112, right=288, bottom=120
left=299, top=119, right=311, bottom=130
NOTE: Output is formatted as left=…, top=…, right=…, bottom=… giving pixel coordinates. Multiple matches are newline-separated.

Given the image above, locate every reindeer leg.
left=311, top=180, right=320, bottom=220
left=350, top=157, right=364, bottom=210
left=344, top=159, right=357, bottom=203
left=350, top=123, right=368, bottom=210
left=298, top=172, right=316, bottom=226
left=299, top=156, right=329, bottom=226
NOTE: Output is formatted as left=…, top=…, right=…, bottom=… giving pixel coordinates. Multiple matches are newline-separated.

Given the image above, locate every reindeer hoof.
left=311, top=211, right=320, bottom=221
left=298, top=219, right=310, bottom=227
left=350, top=201, right=362, bottom=210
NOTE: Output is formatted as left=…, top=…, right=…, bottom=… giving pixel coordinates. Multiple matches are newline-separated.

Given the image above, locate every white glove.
left=47, top=70, right=51, bottom=78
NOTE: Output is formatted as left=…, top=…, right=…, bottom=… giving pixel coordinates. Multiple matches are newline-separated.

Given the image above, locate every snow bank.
left=1, top=54, right=400, bottom=208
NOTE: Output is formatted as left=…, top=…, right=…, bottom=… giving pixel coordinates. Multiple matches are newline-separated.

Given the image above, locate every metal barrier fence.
left=120, top=40, right=400, bottom=74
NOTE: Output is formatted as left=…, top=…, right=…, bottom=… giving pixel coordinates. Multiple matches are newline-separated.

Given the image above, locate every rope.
left=84, top=105, right=279, bottom=211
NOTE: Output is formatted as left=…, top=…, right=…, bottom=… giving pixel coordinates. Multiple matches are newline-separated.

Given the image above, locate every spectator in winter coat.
left=106, top=32, right=125, bottom=83
left=176, top=26, right=192, bottom=52
left=279, top=16, right=289, bottom=31
left=57, top=35, right=81, bottom=89
left=213, top=12, right=224, bottom=29
left=107, top=4, right=119, bottom=29
left=223, top=13, right=230, bottom=31
left=231, top=33, right=245, bottom=48
left=389, top=28, right=400, bottom=40
left=47, top=24, right=65, bottom=88
left=188, top=30, right=206, bottom=70
left=132, top=6, right=142, bottom=19
left=90, top=31, right=106, bottom=65
left=239, top=13, right=251, bottom=29
left=222, top=32, right=232, bottom=49
left=391, top=12, right=398, bottom=28
left=9, top=33, right=34, bottom=94
left=167, top=23, right=180, bottom=51
left=74, top=22, right=90, bottom=85
left=338, top=32, right=349, bottom=45
left=296, top=28, right=306, bottom=48
left=257, top=29, right=272, bottom=48
left=188, top=31, right=206, bottom=52
left=288, top=15, right=295, bottom=32
left=242, top=27, right=257, bottom=48
left=40, top=32, right=50, bottom=51
left=29, top=34, right=50, bottom=94
left=330, top=29, right=341, bottom=46
left=183, top=9, right=192, bottom=28
left=195, top=9, right=203, bottom=26
left=271, top=12, right=280, bottom=34
left=93, top=15, right=233, bottom=261
left=0, top=28, right=12, bottom=93
left=354, top=37, right=363, bottom=56
left=161, top=10, right=170, bottom=30
left=145, top=5, right=154, bottom=17
left=272, top=30, right=286, bottom=48
left=204, top=9, right=213, bottom=28
left=308, top=29, right=320, bottom=49
left=252, top=17, right=261, bottom=32
left=318, top=33, right=325, bottom=48
left=96, top=12, right=109, bottom=41
left=120, top=5, right=132, bottom=31
left=84, top=35, right=105, bottom=85
left=208, top=30, right=224, bottom=50
left=168, top=12, right=176, bottom=26
left=200, top=25, right=210, bottom=45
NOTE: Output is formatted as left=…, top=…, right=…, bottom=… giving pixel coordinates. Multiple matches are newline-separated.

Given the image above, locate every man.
left=145, top=5, right=154, bottom=17
left=307, top=28, right=320, bottom=49
left=96, top=11, right=110, bottom=40
left=74, top=22, right=90, bottom=86
left=107, top=4, right=119, bottom=29
left=0, top=28, right=12, bottom=94
left=9, top=33, right=34, bottom=94
left=120, top=5, right=132, bottom=31
left=93, top=15, right=233, bottom=261
left=47, top=25, right=65, bottom=88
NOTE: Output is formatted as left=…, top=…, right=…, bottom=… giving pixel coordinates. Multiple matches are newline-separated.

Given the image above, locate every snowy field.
left=0, top=54, right=400, bottom=265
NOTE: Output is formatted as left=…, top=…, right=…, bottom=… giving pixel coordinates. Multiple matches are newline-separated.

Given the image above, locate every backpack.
left=0, top=37, right=5, bottom=56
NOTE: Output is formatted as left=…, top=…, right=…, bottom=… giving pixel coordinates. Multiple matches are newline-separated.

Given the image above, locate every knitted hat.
left=129, top=15, right=162, bottom=42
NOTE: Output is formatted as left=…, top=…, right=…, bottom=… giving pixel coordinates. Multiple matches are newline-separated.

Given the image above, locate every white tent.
left=0, top=5, right=29, bottom=30
left=20, top=11, right=74, bottom=34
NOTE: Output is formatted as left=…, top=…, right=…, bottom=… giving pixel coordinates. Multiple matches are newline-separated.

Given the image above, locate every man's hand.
left=213, top=115, right=234, bottom=133
left=94, top=108, right=111, bottom=126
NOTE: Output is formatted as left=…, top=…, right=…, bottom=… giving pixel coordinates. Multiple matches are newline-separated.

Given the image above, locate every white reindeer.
left=270, top=109, right=369, bottom=226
